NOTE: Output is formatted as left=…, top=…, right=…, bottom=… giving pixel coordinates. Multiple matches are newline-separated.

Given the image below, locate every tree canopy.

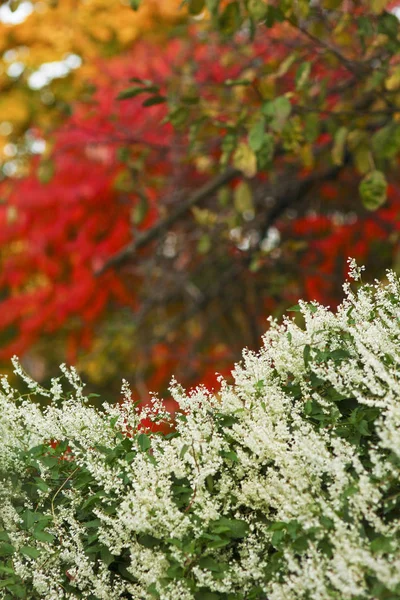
left=0, top=0, right=400, bottom=398
left=2, top=268, right=400, bottom=599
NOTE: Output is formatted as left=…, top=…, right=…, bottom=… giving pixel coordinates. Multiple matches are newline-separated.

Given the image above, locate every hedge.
left=1, top=263, right=400, bottom=599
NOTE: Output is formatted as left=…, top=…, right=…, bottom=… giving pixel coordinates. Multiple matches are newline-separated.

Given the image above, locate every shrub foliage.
left=1, top=265, right=400, bottom=599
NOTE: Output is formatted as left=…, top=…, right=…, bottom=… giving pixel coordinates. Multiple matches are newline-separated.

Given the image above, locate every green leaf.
left=137, top=433, right=151, bottom=452
left=256, top=134, right=274, bottom=169
left=216, top=413, right=238, bottom=427
left=132, top=193, right=149, bottom=225
left=206, top=474, right=214, bottom=492
left=264, top=5, right=284, bottom=27
left=0, top=579, right=15, bottom=590
left=33, top=477, right=50, bottom=493
left=180, top=444, right=189, bottom=459
left=370, top=535, right=394, bottom=553
left=295, top=62, right=311, bottom=90
left=142, top=96, right=167, bottom=107
left=138, top=534, right=160, bottom=548
left=117, top=85, right=159, bottom=100
left=220, top=450, right=238, bottom=462
left=33, top=529, right=55, bottom=543
left=224, top=78, right=252, bottom=87
left=271, top=529, right=285, bottom=547
left=21, top=509, right=38, bottom=530
left=359, top=170, right=387, bottom=211
left=234, top=181, right=253, bottom=215
left=195, top=592, right=220, bottom=600
left=332, top=126, right=348, bottom=166
left=38, top=159, right=55, bottom=184
left=248, top=118, right=266, bottom=152
left=0, top=543, right=15, bottom=557
left=130, top=0, right=141, bottom=9
left=248, top=0, right=269, bottom=21
left=20, top=546, right=41, bottom=559
left=304, top=113, right=320, bottom=143
left=263, top=96, right=292, bottom=132
left=219, top=2, right=240, bottom=35
left=188, top=0, right=205, bottom=15
left=205, top=0, right=219, bottom=15
left=198, top=234, right=211, bottom=254
left=198, top=556, right=225, bottom=572
left=303, top=344, right=311, bottom=367
left=372, top=124, right=400, bottom=160
left=213, top=517, right=249, bottom=539
left=0, top=565, right=14, bottom=575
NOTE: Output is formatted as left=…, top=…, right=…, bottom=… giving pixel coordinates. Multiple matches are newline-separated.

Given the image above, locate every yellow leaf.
left=233, top=142, right=258, bottom=178
left=354, top=146, right=373, bottom=175
left=275, top=53, right=297, bottom=79
left=371, top=0, right=390, bottom=13
left=332, top=126, right=348, bottom=166
left=299, top=144, right=314, bottom=168
left=247, top=0, right=268, bottom=21
left=234, top=181, right=254, bottom=215
left=6, top=205, right=18, bottom=225
left=192, top=207, right=218, bottom=227
left=385, top=68, right=400, bottom=92
left=347, top=129, right=369, bottom=151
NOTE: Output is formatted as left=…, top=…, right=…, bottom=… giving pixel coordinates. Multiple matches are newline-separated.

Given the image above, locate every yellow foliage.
left=0, top=0, right=183, bottom=153
left=0, top=0, right=183, bottom=62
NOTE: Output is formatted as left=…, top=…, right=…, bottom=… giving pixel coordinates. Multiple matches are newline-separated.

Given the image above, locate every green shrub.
left=1, top=264, right=400, bottom=599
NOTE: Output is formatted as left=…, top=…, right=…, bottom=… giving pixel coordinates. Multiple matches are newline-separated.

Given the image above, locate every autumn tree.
left=0, top=0, right=400, bottom=399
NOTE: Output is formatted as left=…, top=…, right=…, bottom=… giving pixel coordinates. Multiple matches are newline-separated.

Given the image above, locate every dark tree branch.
left=96, top=166, right=240, bottom=275
left=139, top=160, right=349, bottom=346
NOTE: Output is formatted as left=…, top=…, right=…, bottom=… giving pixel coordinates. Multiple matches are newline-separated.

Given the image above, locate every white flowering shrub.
left=1, top=268, right=400, bottom=600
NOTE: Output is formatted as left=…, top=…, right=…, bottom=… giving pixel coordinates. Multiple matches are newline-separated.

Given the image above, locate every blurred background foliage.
left=0, top=0, right=400, bottom=407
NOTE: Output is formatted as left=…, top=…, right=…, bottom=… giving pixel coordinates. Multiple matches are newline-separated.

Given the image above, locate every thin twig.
left=51, top=466, right=80, bottom=522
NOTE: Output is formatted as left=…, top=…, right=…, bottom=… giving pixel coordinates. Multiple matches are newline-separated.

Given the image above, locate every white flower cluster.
left=1, top=267, right=400, bottom=599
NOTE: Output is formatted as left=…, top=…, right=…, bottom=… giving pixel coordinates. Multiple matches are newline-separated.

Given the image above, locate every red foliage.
left=1, top=27, right=400, bottom=396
